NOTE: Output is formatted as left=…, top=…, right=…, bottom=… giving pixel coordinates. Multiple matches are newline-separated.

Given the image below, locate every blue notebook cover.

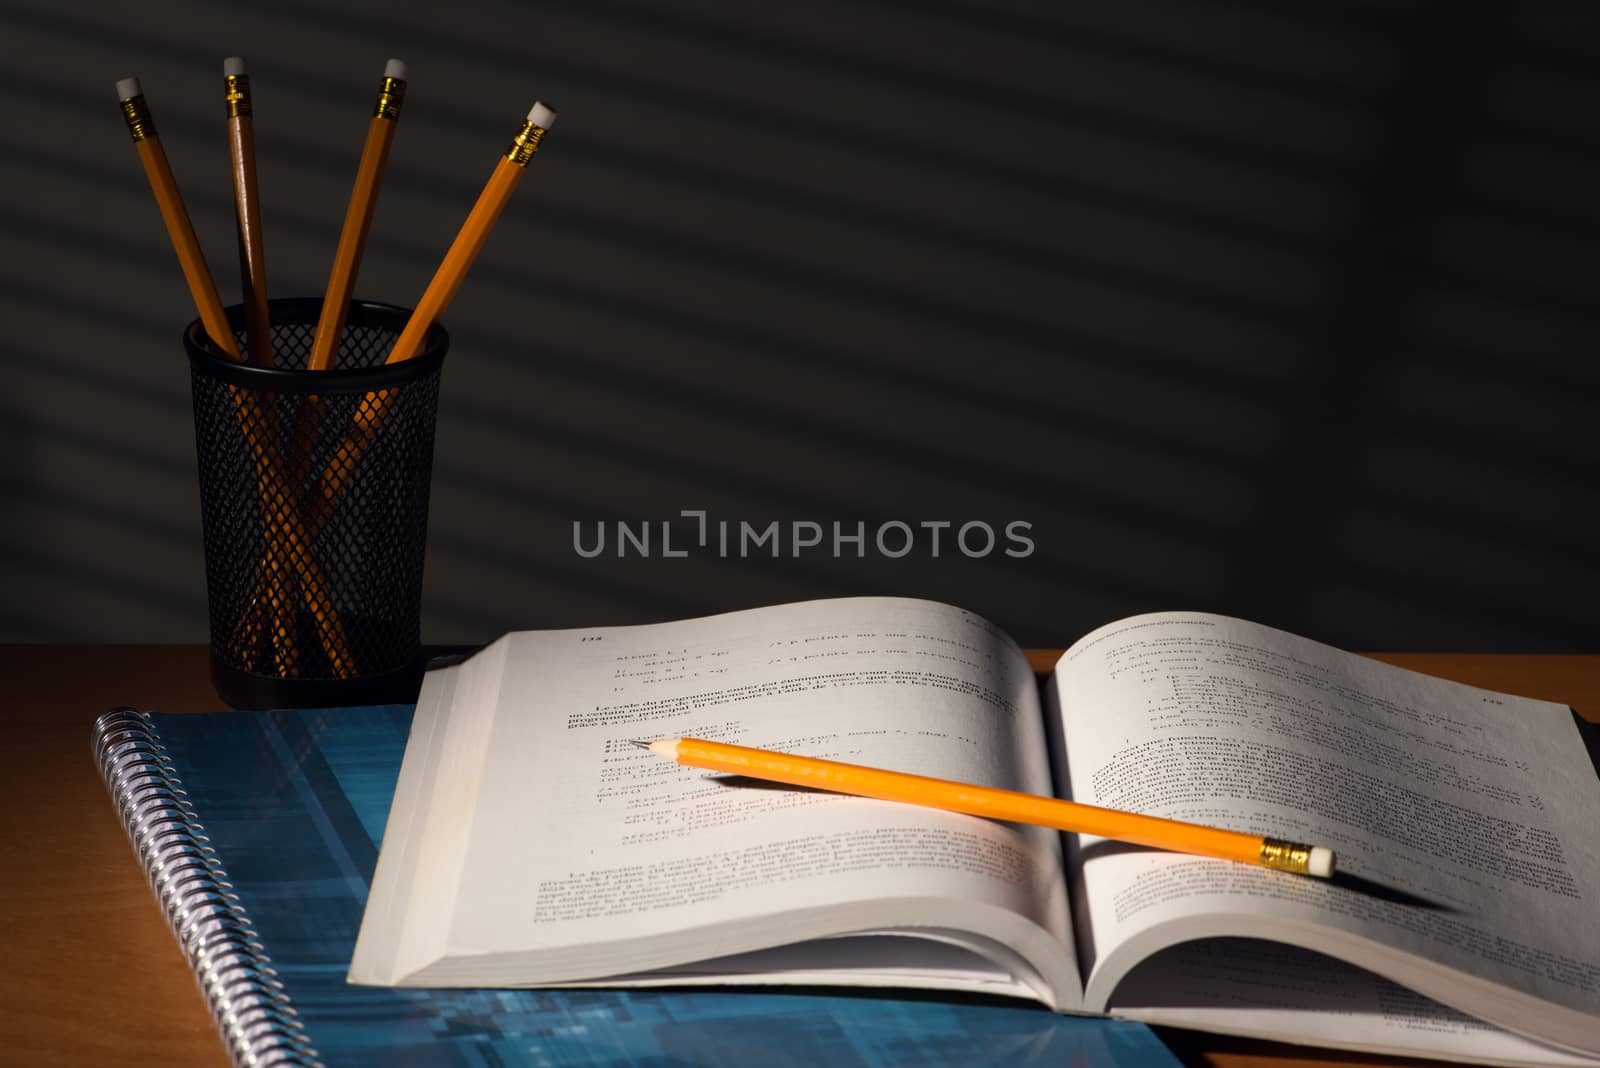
left=95, top=703, right=1180, bottom=1068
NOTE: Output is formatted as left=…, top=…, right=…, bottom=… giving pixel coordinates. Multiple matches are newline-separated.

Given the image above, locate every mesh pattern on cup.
left=189, top=305, right=442, bottom=683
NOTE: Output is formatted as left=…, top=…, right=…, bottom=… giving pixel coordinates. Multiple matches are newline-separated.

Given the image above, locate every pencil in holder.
left=184, top=297, right=448, bottom=709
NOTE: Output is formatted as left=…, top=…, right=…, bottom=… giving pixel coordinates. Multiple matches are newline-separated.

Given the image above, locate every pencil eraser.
left=528, top=101, right=557, bottom=129
left=385, top=58, right=408, bottom=80
left=1308, top=847, right=1335, bottom=878
left=224, top=56, right=247, bottom=76
left=116, top=76, right=142, bottom=100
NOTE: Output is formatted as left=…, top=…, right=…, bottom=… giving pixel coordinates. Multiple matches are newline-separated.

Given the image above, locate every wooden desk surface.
left=4, top=644, right=1595, bottom=1068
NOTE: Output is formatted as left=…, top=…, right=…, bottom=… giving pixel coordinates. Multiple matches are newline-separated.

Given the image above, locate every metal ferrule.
left=1259, top=837, right=1313, bottom=875
left=121, top=94, right=157, bottom=142
left=373, top=76, right=406, bottom=120
left=505, top=119, right=546, bottom=166
left=224, top=73, right=252, bottom=118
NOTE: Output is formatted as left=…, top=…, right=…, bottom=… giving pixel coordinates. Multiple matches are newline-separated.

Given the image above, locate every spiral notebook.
left=92, top=703, right=1176, bottom=1068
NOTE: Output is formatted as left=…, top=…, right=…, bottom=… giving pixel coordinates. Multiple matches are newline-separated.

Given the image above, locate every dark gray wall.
left=3, top=0, right=1597, bottom=650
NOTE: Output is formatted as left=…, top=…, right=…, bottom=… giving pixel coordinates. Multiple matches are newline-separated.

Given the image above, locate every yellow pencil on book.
left=641, top=736, right=1337, bottom=878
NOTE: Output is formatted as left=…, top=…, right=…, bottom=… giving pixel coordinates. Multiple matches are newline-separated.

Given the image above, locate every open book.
left=350, top=598, right=1600, bottom=1066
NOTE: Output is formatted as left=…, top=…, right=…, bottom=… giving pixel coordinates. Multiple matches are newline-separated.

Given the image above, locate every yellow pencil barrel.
left=667, top=738, right=1330, bottom=877
left=310, top=62, right=409, bottom=372
left=383, top=102, right=555, bottom=366
left=119, top=88, right=238, bottom=360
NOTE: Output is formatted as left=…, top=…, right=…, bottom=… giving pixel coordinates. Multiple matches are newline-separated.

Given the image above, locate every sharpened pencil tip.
left=629, top=740, right=652, bottom=750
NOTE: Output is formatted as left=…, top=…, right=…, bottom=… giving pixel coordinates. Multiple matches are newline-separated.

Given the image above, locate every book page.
left=1113, top=940, right=1600, bottom=1068
left=442, top=598, right=1076, bottom=999
left=1053, top=613, right=1600, bottom=1053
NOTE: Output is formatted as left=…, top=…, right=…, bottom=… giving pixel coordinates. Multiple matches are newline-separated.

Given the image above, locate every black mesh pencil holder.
left=184, top=298, right=448, bottom=710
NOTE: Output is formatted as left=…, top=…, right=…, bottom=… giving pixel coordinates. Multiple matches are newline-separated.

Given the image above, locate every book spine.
left=92, top=708, right=322, bottom=1067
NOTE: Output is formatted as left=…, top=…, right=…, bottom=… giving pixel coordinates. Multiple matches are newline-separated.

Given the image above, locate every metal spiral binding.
left=92, top=708, right=323, bottom=1067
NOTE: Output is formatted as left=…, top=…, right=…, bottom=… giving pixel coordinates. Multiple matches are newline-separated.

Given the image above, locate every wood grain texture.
left=4, top=645, right=1593, bottom=1068
left=5, top=646, right=227, bottom=1067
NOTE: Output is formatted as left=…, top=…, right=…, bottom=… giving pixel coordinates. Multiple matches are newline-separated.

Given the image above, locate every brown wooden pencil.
left=224, top=57, right=273, bottom=368
left=225, top=57, right=297, bottom=667
left=308, top=59, right=409, bottom=372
